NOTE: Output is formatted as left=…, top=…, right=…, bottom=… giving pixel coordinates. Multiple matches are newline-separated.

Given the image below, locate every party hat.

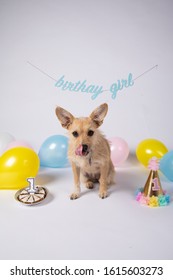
left=143, top=157, right=163, bottom=197
left=136, top=157, right=170, bottom=207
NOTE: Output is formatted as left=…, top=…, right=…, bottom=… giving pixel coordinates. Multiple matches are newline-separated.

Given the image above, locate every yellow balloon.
left=136, top=138, right=168, bottom=167
left=0, top=147, right=40, bottom=189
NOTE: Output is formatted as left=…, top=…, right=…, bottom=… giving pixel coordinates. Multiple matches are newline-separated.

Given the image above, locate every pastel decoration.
left=109, top=137, right=129, bottom=166
left=0, top=147, right=40, bottom=190
left=38, top=135, right=69, bottom=168
left=0, top=132, right=15, bottom=155
left=5, top=140, right=33, bottom=151
left=136, top=190, right=170, bottom=207
left=136, top=138, right=168, bottom=167
left=160, top=151, right=173, bottom=181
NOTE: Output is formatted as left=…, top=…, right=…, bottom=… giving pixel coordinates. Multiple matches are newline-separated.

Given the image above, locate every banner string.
left=27, top=61, right=158, bottom=87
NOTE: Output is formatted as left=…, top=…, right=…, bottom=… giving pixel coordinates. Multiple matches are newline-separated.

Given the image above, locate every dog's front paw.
left=70, top=192, right=80, bottom=200
left=99, top=190, right=108, bottom=199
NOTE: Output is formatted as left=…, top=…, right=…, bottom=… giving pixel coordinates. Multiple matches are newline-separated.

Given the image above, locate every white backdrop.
left=0, top=0, right=173, bottom=151
left=0, top=0, right=173, bottom=260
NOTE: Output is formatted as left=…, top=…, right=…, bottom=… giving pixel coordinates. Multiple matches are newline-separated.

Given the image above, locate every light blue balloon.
left=38, top=135, right=69, bottom=168
left=160, top=151, right=173, bottom=181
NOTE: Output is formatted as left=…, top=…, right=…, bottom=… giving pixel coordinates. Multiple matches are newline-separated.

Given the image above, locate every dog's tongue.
left=75, top=145, right=83, bottom=156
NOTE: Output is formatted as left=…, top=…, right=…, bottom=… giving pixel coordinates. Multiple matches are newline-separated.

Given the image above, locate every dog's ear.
left=55, top=106, right=74, bottom=129
left=89, top=103, right=108, bottom=127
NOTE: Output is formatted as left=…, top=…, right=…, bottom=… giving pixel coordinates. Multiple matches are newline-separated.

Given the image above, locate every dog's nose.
left=82, top=144, right=88, bottom=152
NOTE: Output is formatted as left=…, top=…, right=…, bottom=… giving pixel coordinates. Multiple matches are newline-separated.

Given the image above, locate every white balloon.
left=0, top=132, right=15, bottom=155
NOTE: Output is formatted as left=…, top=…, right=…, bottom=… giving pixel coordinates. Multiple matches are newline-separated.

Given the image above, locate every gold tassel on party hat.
left=143, top=157, right=163, bottom=197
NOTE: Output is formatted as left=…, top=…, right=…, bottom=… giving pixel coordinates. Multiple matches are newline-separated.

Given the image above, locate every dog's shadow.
left=109, top=153, right=146, bottom=196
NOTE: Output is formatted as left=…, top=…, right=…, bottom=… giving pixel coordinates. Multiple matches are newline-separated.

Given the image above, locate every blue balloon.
left=160, top=151, right=173, bottom=181
left=38, top=135, right=69, bottom=168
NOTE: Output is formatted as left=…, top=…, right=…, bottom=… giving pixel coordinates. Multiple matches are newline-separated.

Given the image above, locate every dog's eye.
left=72, top=131, right=79, bottom=137
left=88, top=130, right=94, bottom=136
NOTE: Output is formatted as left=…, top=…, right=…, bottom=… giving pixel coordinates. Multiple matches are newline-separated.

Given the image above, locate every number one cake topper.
left=15, top=177, right=47, bottom=205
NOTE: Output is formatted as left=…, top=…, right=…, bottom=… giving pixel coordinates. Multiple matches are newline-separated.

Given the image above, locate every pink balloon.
left=5, top=140, right=33, bottom=151
left=109, top=137, right=129, bottom=166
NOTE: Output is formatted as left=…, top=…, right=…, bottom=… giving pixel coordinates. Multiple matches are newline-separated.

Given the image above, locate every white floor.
left=0, top=155, right=172, bottom=260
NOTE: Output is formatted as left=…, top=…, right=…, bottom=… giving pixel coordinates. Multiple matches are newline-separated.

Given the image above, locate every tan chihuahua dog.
left=55, top=103, right=115, bottom=199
